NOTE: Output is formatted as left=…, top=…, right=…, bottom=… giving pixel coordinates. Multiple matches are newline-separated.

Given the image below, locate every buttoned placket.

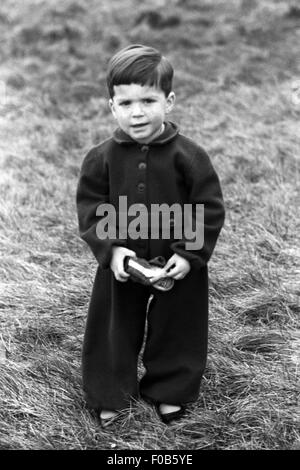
left=135, top=144, right=149, bottom=252
left=136, top=144, right=149, bottom=196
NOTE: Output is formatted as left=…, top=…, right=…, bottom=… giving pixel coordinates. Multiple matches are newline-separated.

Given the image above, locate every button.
left=141, top=145, right=149, bottom=152
left=137, top=183, right=145, bottom=192
left=138, top=162, right=147, bottom=170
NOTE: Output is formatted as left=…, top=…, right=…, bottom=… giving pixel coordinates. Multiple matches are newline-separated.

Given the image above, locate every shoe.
left=98, top=410, right=119, bottom=428
left=124, top=256, right=174, bottom=292
left=155, top=403, right=186, bottom=424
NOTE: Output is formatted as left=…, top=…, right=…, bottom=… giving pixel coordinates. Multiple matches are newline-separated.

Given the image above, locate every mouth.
left=131, top=123, right=149, bottom=129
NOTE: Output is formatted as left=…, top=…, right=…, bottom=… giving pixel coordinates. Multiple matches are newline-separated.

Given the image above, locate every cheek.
left=114, top=108, right=126, bottom=121
left=154, top=104, right=166, bottom=116
left=152, top=110, right=165, bottom=122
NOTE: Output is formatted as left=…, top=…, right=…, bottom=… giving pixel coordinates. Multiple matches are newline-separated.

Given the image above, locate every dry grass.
left=0, top=0, right=299, bottom=450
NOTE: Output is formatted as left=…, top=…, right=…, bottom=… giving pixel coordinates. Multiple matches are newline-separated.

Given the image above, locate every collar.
left=112, top=121, right=179, bottom=146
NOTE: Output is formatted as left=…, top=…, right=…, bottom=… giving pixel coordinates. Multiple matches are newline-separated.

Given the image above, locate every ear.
left=165, top=91, right=175, bottom=114
left=109, top=98, right=117, bottom=119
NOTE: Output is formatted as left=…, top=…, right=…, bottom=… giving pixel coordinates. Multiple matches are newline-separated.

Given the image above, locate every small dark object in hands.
left=124, top=256, right=174, bottom=292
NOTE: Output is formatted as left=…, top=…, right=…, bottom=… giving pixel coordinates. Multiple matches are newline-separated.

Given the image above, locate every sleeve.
left=171, top=147, right=225, bottom=269
left=76, top=147, right=127, bottom=269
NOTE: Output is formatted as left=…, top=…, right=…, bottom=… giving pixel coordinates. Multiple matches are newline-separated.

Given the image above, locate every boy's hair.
left=106, top=44, right=174, bottom=98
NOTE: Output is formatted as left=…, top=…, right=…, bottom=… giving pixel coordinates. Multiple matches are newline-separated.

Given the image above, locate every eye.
left=143, top=98, right=155, bottom=104
left=119, top=101, right=131, bottom=106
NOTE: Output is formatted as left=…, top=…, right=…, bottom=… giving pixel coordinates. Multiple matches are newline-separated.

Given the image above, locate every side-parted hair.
left=106, top=44, right=174, bottom=98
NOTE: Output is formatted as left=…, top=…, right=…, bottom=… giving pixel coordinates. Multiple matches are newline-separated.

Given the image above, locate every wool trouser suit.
left=76, top=122, right=225, bottom=411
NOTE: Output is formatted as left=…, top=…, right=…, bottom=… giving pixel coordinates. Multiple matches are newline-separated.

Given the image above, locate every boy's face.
left=109, top=83, right=175, bottom=144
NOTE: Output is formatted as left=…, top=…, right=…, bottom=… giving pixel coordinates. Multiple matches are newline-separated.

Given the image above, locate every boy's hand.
left=110, top=246, right=136, bottom=282
left=150, top=253, right=191, bottom=283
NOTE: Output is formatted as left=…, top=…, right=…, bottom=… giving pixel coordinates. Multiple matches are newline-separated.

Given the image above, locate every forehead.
left=113, top=83, right=165, bottom=100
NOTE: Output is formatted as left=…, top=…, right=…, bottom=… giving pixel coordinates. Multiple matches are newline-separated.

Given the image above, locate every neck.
left=140, top=123, right=165, bottom=144
left=159, top=123, right=165, bottom=136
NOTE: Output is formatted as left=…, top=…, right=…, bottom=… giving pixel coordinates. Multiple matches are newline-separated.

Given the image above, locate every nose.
left=131, top=102, right=144, bottom=117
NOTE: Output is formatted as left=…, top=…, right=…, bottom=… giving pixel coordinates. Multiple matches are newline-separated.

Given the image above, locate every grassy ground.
left=0, top=0, right=299, bottom=450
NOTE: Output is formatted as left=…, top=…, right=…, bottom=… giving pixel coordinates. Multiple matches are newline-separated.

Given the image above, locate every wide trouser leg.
left=82, top=267, right=150, bottom=410
left=139, top=266, right=208, bottom=405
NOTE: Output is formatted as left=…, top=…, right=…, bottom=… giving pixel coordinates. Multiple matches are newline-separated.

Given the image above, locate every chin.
left=132, top=131, right=151, bottom=140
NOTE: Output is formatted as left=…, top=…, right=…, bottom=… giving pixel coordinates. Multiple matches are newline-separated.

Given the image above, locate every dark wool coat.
left=77, top=121, right=225, bottom=270
left=76, top=121, right=225, bottom=410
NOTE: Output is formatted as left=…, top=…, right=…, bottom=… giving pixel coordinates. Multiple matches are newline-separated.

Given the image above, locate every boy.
left=76, top=44, right=225, bottom=425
